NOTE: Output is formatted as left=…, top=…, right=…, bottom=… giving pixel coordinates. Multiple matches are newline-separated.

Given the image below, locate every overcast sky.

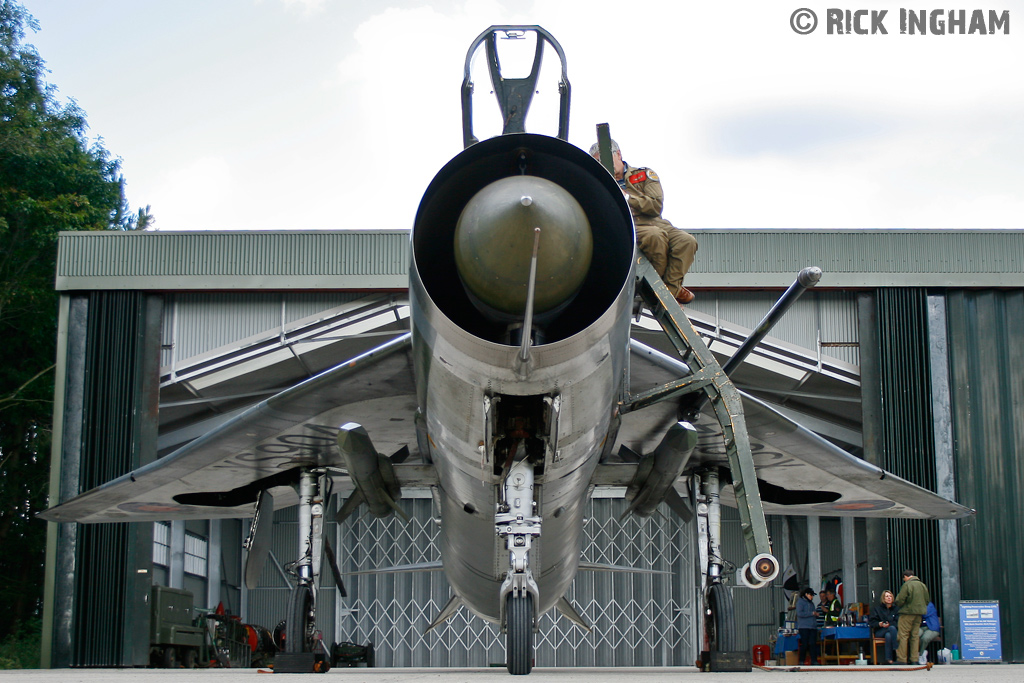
left=20, top=0, right=1024, bottom=231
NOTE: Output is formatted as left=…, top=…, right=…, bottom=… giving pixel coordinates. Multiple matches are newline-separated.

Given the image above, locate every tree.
left=0, top=0, right=136, bottom=642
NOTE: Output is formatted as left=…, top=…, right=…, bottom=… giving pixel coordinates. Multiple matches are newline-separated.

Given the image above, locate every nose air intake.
left=413, top=133, right=633, bottom=345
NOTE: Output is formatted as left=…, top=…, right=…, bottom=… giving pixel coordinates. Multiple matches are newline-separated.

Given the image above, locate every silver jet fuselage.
left=409, top=133, right=635, bottom=622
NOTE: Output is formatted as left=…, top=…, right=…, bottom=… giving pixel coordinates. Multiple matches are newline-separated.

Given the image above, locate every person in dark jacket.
left=796, top=587, right=820, bottom=665
left=869, top=589, right=900, bottom=664
left=894, top=570, right=930, bottom=664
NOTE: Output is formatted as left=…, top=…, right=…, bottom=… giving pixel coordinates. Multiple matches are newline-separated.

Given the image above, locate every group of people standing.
left=794, top=570, right=935, bottom=666
left=795, top=585, right=842, bottom=665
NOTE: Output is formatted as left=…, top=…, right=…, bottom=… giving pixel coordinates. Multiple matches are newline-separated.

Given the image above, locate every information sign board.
left=959, top=601, right=1001, bottom=662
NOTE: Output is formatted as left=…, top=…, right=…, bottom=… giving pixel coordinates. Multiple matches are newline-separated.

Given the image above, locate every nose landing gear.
left=496, top=458, right=541, bottom=675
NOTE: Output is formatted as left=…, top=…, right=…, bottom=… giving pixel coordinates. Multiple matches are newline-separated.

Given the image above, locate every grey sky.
left=20, top=0, right=1024, bottom=231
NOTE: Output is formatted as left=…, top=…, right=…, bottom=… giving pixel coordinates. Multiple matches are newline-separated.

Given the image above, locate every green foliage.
left=0, top=0, right=139, bottom=641
left=0, top=617, right=41, bottom=669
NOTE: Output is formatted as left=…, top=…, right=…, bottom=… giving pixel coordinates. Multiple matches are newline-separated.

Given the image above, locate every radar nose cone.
left=454, top=176, right=593, bottom=319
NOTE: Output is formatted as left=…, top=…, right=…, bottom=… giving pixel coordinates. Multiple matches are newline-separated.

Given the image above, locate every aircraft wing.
left=610, top=341, right=973, bottom=520
left=43, top=332, right=973, bottom=525
left=41, top=333, right=434, bottom=524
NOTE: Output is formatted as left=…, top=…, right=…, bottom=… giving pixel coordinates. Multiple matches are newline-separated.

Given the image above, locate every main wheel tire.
left=285, top=584, right=315, bottom=653
left=506, top=593, right=534, bottom=675
left=707, top=582, right=736, bottom=652
left=162, top=646, right=178, bottom=669
left=183, top=648, right=198, bottom=669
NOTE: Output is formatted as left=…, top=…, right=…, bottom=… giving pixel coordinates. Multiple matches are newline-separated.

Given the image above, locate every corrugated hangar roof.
left=56, top=228, right=1024, bottom=291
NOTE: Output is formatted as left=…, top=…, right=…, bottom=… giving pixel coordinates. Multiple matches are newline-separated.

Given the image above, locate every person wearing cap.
left=795, top=587, right=820, bottom=665
left=589, top=140, right=698, bottom=304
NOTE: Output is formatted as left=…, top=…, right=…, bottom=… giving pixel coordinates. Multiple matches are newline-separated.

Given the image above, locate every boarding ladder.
left=621, top=255, right=773, bottom=568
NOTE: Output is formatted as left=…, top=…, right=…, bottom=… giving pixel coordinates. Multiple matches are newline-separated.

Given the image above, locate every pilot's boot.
left=674, top=285, right=695, bottom=305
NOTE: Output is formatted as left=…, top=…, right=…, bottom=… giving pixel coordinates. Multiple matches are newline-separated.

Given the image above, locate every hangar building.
left=41, top=228, right=1024, bottom=667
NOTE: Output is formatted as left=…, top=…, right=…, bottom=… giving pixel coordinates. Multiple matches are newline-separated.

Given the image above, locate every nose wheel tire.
left=707, top=582, right=736, bottom=653
left=286, top=584, right=315, bottom=653
left=506, top=593, right=534, bottom=675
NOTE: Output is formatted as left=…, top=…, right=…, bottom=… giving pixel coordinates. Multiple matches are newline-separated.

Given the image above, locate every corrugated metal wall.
left=817, top=518, right=846, bottom=585
left=57, top=230, right=411, bottom=281
left=55, top=230, right=1024, bottom=292
left=160, top=292, right=366, bottom=368
left=68, top=292, right=160, bottom=666
left=686, top=291, right=860, bottom=368
left=722, top=511, right=788, bottom=653
left=248, top=495, right=697, bottom=666
left=946, top=290, right=1024, bottom=662
left=690, top=230, right=1024, bottom=280
left=870, top=289, right=942, bottom=619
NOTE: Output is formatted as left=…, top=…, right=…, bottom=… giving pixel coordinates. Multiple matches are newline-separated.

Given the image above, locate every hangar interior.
left=42, top=229, right=1024, bottom=666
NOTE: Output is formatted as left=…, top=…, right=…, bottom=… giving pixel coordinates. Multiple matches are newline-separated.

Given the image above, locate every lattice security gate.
left=249, top=493, right=697, bottom=667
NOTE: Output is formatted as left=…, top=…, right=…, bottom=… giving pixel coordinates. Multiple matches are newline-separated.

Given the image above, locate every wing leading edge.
left=42, top=333, right=427, bottom=524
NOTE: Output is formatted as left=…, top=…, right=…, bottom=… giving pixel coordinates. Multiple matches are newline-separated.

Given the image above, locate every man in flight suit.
left=590, top=139, right=698, bottom=304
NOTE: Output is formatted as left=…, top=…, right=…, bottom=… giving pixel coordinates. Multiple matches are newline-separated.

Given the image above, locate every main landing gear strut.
left=274, top=468, right=332, bottom=673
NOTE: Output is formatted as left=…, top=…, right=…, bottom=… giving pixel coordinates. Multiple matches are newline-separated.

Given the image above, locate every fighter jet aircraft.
left=42, top=26, right=972, bottom=675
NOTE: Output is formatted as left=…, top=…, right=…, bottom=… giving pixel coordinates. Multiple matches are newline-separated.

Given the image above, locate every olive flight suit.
left=621, top=164, right=697, bottom=295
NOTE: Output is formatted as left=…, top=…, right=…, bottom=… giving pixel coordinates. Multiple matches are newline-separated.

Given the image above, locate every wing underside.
left=610, top=342, right=972, bottom=520
left=42, top=334, right=429, bottom=524
left=42, top=332, right=972, bottom=525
